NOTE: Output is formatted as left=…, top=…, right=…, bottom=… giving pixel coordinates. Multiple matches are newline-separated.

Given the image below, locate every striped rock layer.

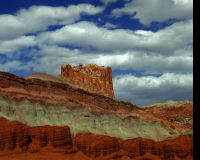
left=0, top=71, right=193, bottom=160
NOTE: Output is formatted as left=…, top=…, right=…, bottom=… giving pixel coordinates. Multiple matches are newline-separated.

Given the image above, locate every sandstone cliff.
left=61, top=62, right=114, bottom=98
left=0, top=117, right=193, bottom=160
left=0, top=67, right=193, bottom=160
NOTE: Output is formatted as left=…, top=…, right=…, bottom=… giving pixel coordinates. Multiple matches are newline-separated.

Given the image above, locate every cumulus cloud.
left=113, top=73, right=193, bottom=106
left=0, top=4, right=104, bottom=40
left=1, top=45, right=191, bottom=77
left=0, top=42, right=193, bottom=106
left=91, top=50, right=193, bottom=74
left=37, top=19, right=192, bottom=53
left=0, top=36, right=36, bottom=54
left=0, top=61, right=22, bottom=72
left=8, top=45, right=94, bottom=76
left=0, top=3, right=193, bottom=105
left=112, top=0, right=193, bottom=25
left=0, top=18, right=192, bottom=62
left=104, top=22, right=118, bottom=29
left=101, top=0, right=118, bottom=5
left=1, top=45, right=193, bottom=106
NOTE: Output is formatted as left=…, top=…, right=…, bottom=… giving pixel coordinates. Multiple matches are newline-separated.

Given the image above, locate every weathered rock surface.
left=0, top=71, right=134, bottom=112
left=0, top=117, right=193, bottom=160
left=0, top=71, right=193, bottom=139
left=0, top=68, right=193, bottom=160
left=74, top=133, right=120, bottom=157
left=119, top=135, right=193, bottom=160
left=0, top=117, right=72, bottom=152
left=61, top=62, right=114, bottom=98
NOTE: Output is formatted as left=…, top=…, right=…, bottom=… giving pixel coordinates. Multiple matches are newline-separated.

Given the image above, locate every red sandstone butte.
left=61, top=62, right=114, bottom=98
left=0, top=65, right=193, bottom=160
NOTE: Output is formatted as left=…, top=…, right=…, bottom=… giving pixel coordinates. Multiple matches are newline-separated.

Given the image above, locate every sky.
left=0, top=0, right=193, bottom=106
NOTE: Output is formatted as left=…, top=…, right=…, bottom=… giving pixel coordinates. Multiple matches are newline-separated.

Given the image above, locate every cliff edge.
left=61, top=62, right=114, bottom=98
left=0, top=63, right=193, bottom=160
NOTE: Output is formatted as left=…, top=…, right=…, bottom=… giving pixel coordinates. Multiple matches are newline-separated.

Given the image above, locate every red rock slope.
left=0, top=63, right=193, bottom=160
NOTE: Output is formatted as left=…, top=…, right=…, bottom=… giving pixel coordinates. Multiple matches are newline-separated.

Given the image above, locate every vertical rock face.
left=61, top=62, right=114, bottom=98
left=74, top=133, right=120, bottom=157
left=0, top=117, right=72, bottom=153
left=0, top=117, right=193, bottom=160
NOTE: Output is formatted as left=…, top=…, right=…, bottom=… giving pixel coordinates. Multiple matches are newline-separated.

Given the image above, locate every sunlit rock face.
left=0, top=117, right=72, bottom=152
left=0, top=66, right=193, bottom=160
left=61, top=62, right=114, bottom=98
left=0, top=117, right=193, bottom=160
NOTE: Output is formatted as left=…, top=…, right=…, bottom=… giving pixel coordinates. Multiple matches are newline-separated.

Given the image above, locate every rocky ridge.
left=0, top=63, right=193, bottom=160
left=61, top=62, right=114, bottom=98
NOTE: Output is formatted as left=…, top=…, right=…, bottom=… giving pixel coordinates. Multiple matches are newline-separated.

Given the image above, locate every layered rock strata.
left=0, top=117, right=72, bottom=152
left=0, top=71, right=193, bottom=139
left=0, top=117, right=193, bottom=160
left=61, top=62, right=114, bottom=98
left=0, top=70, right=193, bottom=160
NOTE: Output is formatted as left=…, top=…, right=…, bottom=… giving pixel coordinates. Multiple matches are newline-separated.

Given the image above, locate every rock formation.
left=0, top=117, right=72, bottom=152
left=0, top=117, right=193, bottom=160
left=61, top=62, right=114, bottom=98
left=0, top=64, right=193, bottom=160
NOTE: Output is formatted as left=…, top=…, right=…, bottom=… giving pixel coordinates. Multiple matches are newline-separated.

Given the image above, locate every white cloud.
left=0, top=36, right=36, bottom=54
left=112, top=0, right=193, bottom=25
left=0, top=41, right=192, bottom=76
left=37, top=19, right=192, bottom=53
left=0, top=4, right=104, bottom=40
left=0, top=16, right=193, bottom=79
left=104, top=22, right=118, bottom=29
left=101, top=0, right=117, bottom=5
left=0, top=19, right=192, bottom=60
left=0, top=4, right=193, bottom=105
left=0, top=42, right=193, bottom=105
left=113, top=73, right=193, bottom=106
left=14, top=45, right=92, bottom=75
left=101, top=0, right=118, bottom=5
left=3, top=45, right=191, bottom=77
left=91, top=49, right=193, bottom=74
left=0, top=61, right=22, bottom=72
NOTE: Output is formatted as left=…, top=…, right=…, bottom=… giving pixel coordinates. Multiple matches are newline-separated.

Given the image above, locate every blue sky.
left=0, top=0, right=193, bottom=106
